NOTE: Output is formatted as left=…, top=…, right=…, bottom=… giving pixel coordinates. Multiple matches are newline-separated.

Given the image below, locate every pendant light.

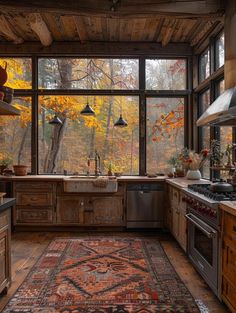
left=49, top=115, right=62, bottom=125
left=80, top=58, right=95, bottom=116
left=114, top=114, right=128, bottom=127
left=114, top=98, right=128, bottom=127
left=80, top=102, right=95, bottom=116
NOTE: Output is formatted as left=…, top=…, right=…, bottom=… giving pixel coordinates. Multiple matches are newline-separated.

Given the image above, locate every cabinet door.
left=0, top=229, right=10, bottom=293
left=222, top=237, right=236, bottom=286
left=172, top=207, right=180, bottom=239
left=87, top=197, right=124, bottom=226
left=56, top=196, right=84, bottom=224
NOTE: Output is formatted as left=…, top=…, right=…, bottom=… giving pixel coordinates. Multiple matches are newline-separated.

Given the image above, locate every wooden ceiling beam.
left=0, top=15, right=23, bottom=44
left=28, top=13, right=53, bottom=46
left=0, top=41, right=193, bottom=57
left=0, top=0, right=225, bottom=19
left=73, top=16, right=89, bottom=42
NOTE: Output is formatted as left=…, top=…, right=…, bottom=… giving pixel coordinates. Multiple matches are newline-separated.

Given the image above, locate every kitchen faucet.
left=87, top=150, right=101, bottom=176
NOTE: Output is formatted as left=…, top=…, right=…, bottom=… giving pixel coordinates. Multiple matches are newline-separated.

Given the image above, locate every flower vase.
left=186, top=169, right=201, bottom=180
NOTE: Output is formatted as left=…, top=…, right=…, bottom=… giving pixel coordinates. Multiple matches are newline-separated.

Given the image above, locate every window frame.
left=0, top=54, right=190, bottom=175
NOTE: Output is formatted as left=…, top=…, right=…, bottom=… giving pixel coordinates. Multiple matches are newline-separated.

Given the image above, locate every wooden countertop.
left=0, top=175, right=167, bottom=182
left=0, top=198, right=15, bottom=213
left=220, top=201, right=236, bottom=216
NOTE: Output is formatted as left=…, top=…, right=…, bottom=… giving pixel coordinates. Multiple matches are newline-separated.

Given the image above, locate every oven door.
left=186, top=212, right=218, bottom=295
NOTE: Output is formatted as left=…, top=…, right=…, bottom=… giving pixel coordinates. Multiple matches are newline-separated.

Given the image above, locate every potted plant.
left=0, top=152, right=12, bottom=174
left=13, top=164, right=28, bottom=176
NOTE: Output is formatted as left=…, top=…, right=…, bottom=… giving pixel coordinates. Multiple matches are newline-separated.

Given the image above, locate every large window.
left=38, top=95, right=139, bottom=175
left=0, top=56, right=189, bottom=175
left=146, top=97, right=185, bottom=174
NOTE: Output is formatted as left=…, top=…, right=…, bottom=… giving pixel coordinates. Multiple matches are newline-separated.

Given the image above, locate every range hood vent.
left=197, top=87, right=236, bottom=126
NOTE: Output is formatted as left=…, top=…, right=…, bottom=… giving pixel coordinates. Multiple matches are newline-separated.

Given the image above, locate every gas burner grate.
left=188, top=184, right=236, bottom=201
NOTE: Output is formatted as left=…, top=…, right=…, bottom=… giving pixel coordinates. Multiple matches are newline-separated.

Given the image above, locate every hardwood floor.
left=0, top=231, right=229, bottom=313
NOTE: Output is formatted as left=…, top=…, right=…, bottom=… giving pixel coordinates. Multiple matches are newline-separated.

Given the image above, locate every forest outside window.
left=38, top=58, right=139, bottom=90
left=199, top=48, right=210, bottom=82
left=38, top=95, right=139, bottom=175
left=146, top=97, right=185, bottom=174
left=0, top=58, right=32, bottom=89
left=0, top=96, right=32, bottom=170
left=198, top=89, right=210, bottom=179
left=215, top=33, right=224, bottom=70
left=145, top=59, right=187, bottom=90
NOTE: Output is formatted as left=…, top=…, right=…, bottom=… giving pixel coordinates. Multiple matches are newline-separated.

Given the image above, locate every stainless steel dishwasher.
left=126, top=183, right=165, bottom=228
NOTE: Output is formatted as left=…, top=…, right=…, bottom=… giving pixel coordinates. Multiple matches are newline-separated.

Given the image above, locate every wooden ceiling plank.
left=108, top=18, right=120, bottom=41
left=41, top=13, right=63, bottom=41
left=0, top=14, right=23, bottom=43
left=60, top=15, right=78, bottom=41
left=144, top=18, right=160, bottom=41
left=161, top=19, right=178, bottom=46
left=7, top=13, right=37, bottom=41
left=131, top=18, right=147, bottom=41
left=179, top=19, right=197, bottom=42
left=0, top=0, right=225, bottom=19
left=73, top=16, right=89, bottom=42
left=153, top=18, right=165, bottom=42
left=101, top=18, right=109, bottom=41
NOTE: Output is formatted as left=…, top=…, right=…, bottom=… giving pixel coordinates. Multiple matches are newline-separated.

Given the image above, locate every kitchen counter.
left=220, top=201, right=236, bottom=216
left=0, top=198, right=15, bottom=213
left=166, top=177, right=209, bottom=189
left=0, top=175, right=167, bottom=182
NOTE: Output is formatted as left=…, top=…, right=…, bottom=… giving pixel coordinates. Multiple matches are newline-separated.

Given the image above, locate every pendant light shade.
left=114, top=114, right=128, bottom=127
left=49, top=115, right=62, bottom=125
left=80, top=103, right=95, bottom=116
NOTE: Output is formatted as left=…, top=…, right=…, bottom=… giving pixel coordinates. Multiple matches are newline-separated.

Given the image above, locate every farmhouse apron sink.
left=63, top=176, right=118, bottom=193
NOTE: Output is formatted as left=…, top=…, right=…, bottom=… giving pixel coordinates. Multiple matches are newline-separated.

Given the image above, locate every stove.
left=182, top=183, right=228, bottom=297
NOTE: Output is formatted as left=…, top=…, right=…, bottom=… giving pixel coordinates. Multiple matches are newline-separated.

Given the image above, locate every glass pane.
left=194, top=227, right=213, bottom=265
left=38, top=58, right=139, bottom=90
left=38, top=95, right=139, bottom=174
left=146, top=97, right=185, bottom=174
left=0, top=97, right=31, bottom=172
left=199, top=49, right=210, bottom=82
left=199, top=90, right=210, bottom=178
left=0, top=58, right=32, bottom=89
left=146, top=59, right=187, bottom=90
left=215, top=33, right=224, bottom=69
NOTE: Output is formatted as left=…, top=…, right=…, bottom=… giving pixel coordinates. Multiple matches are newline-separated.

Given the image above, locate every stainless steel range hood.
left=197, top=87, right=236, bottom=126
left=197, top=1, right=236, bottom=127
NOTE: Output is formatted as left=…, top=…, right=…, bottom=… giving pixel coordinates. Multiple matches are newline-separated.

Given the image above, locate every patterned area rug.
left=3, top=238, right=200, bottom=313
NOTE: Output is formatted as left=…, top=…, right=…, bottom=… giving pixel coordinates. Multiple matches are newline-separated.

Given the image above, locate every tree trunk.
left=17, top=124, right=30, bottom=164
left=46, top=117, right=67, bottom=173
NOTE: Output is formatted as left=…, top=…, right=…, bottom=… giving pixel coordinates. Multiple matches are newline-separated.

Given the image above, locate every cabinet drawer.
left=15, top=207, right=53, bottom=224
left=0, top=211, right=9, bottom=229
left=16, top=192, right=53, bottom=206
left=14, top=182, right=54, bottom=191
left=224, top=212, right=236, bottom=240
left=222, top=276, right=236, bottom=311
left=0, top=236, right=6, bottom=286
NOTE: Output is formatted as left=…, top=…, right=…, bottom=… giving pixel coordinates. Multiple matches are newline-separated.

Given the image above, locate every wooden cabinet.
left=56, top=196, right=84, bottom=224
left=56, top=195, right=124, bottom=226
left=0, top=209, right=11, bottom=295
left=167, top=184, right=187, bottom=252
left=221, top=211, right=236, bottom=313
left=87, top=196, right=124, bottom=225
left=13, top=182, right=56, bottom=226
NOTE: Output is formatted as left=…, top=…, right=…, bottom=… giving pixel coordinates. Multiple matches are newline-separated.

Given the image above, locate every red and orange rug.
left=3, top=238, right=199, bottom=312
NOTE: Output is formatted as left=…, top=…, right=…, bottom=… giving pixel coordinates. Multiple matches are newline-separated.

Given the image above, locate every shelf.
left=0, top=100, right=20, bottom=116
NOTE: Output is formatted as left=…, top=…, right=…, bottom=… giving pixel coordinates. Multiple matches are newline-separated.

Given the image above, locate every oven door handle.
left=185, top=213, right=217, bottom=238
